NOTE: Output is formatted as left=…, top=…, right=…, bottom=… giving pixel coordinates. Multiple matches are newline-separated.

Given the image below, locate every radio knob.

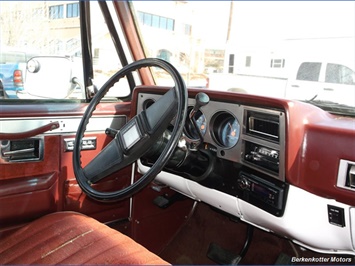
left=238, top=177, right=250, bottom=190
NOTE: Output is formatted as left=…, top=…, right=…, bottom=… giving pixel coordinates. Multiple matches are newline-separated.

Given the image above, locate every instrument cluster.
left=185, top=109, right=241, bottom=150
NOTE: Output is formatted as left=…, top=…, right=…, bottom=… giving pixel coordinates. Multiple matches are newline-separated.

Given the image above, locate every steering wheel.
left=73, top=58, right=187, bottom=201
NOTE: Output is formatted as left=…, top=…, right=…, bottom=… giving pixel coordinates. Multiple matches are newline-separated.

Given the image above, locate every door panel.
left=0, top=172, right=58, bottom=228
left=0, top=102, right=132, bottom=231
left=0, top=135, right=60, bottom=228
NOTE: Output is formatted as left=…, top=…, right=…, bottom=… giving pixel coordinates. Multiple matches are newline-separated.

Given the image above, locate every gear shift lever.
left=189, top=92, right=210, bottom=119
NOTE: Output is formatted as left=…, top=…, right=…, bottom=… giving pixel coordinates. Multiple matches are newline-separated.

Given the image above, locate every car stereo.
left=237, top=171, right=287, bottom=216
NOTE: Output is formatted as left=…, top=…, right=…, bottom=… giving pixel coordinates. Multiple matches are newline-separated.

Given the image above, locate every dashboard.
left=133, top=86, right=355, bottom=256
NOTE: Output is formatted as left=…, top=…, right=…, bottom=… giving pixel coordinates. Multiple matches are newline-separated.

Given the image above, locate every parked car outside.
left=0, top=49, right=37, bottom=98
left=285, top=60, right=355, bottom=106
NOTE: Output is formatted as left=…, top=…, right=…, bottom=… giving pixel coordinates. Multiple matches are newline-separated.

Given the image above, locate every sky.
left=189, top=1, right=355, bottom=48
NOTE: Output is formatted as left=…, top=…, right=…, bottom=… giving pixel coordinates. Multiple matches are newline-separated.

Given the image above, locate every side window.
left=245, top=56, right=251, bottom=68
left=296, top=62, right=321, bottom=82
left=0, top=1, right=131, bottom=100
left=270, top=59, right=285, bottom=68
left=325, top=63, right=355, bottom=85
left=228, top=54, right=235, bottom=74
left=49, top=5, right=64, bottom=19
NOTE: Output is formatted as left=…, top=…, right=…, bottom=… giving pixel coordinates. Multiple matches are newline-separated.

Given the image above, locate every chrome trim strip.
left=0, top=115, right=127, bottom=135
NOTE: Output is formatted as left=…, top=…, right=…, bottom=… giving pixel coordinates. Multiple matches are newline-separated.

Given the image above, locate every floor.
left=159, top=202, right=354, bottom=265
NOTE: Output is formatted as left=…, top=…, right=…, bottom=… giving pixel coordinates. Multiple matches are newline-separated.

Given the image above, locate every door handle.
left=2, top=148, right=35, bottom=158
left=0, top=121, right=59, bottom=140
left=323, top=88, right=334, bottom=91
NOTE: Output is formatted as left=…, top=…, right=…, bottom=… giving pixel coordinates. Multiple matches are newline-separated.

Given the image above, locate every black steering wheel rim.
left=73, top=58, right=187, bottom=201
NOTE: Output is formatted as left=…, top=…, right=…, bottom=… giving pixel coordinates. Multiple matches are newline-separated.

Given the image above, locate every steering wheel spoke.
left=84, top=88, right=179, bottom=184
left=73, top=58, right=187, bottom=201
left=143, top=88, right=178, bottom=133
left=83, top=137, right=124, bottom=184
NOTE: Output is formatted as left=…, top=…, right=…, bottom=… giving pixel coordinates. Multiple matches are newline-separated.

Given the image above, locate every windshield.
left=130, top=1, right=355, bottom=114
left=1, top=1, right=354, bottom=115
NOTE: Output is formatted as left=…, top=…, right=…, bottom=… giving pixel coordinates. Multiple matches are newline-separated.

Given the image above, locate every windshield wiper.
left=303, top=99, right=355, bottom=117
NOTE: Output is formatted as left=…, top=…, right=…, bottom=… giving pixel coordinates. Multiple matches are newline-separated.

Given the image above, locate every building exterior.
left=0, top=1, right=226, bottom=76
left=0, top=1, right=80, bottom=55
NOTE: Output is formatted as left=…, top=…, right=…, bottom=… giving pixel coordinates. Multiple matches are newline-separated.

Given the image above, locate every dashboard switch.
left=327, top=205, right=345, bottom=227
left=64, top=137, right=97, bottom=152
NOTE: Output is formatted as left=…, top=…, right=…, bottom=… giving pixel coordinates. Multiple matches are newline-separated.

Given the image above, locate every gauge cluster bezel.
left=136, top=92, right=285, bottom=181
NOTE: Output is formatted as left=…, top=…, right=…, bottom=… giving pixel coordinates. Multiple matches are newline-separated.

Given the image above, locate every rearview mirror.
left=18, top=56, right=81, bottom=99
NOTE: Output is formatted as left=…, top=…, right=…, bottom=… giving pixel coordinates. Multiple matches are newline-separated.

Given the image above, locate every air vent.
left=247, top=111, right=280, bottom=142
left=337, top=159, right=355, bottom=191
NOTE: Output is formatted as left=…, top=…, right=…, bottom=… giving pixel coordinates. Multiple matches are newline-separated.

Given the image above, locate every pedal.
left=207, top=242, right=241, bottom=265
left=275, top=252, right=292, bottom=265
left=153, top=195, right=171, bottom=208
left=153, top=193, right=183, bottom=209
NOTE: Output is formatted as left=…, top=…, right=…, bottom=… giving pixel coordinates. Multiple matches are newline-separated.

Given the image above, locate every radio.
left=244, top=141, right=279, bottom=174
left=237, top=172, right=286, bottom=216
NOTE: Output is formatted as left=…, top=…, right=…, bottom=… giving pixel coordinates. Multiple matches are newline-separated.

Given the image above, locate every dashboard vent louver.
left=247, top=111, right=280, bottom=142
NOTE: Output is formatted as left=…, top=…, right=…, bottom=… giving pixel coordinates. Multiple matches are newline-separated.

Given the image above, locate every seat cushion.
left=0, top=211, right=169, bottom=265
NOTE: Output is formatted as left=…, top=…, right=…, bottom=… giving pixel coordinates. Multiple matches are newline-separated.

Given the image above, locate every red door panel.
left=0, top=102, right=132, bottom=232
left=0, top=172, right=58, bottom=229
left=0, top=135, right=60, bottom=229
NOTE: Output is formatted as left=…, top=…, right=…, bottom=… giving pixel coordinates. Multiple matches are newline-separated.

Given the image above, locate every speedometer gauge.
left=219, top=117, right=240, bottom=147
left=212, top=112, right=240, bottom=148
